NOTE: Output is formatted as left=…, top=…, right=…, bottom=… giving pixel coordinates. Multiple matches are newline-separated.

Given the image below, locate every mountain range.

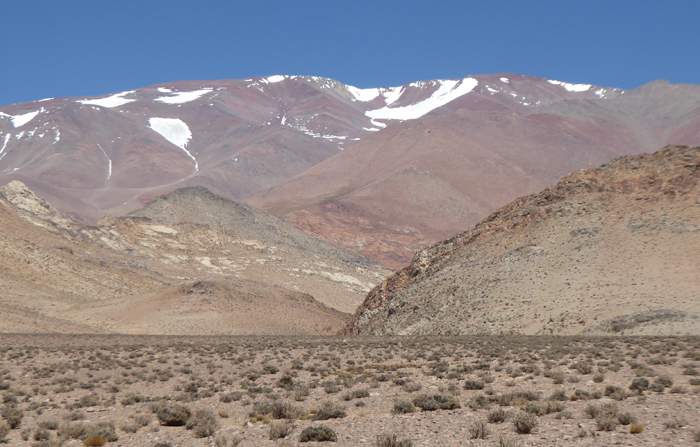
left=6, top=74, right=699, bottom=266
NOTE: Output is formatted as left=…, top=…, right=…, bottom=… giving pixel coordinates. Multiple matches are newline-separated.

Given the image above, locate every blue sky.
left=1, top=0, right=699, bottom=107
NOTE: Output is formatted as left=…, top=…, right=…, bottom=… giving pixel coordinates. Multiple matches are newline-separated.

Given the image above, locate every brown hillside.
left=0, top=182, right=387, bottom=334
left=345, top=146, right=700, bottom=336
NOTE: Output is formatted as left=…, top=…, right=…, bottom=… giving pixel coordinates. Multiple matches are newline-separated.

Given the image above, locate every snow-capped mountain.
left=0, top=74, right=621, bottom=218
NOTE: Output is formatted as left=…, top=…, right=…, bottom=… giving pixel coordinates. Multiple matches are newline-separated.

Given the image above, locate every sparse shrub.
left=497, top=434, right=520, bottom=447
left=269, top=420, right=294, bottom=439
left=83, top=435, right=107, bottom=447
left=38, top=419, right=59, bottom=430
left=353, top=389, right=370, bottom=399
left=469, top=420, right=490, bottom=439
left=629, top=378, right=649, bottom=392
left=294, top=385, right=310, bottom=401
left=412, top=394, right=460, bottom=411
left=392, top=399, right=416, bottom=414
left=156, top=403, right=191, bottom=426
left=596, top=414, right=619, bottom=431
left=403, top=382, right=422, bottom=393
left=649, top=383, right=665, bottom=393
left=630, top=424, right=644, bottom=434
left=1, top=406, right=23, bottom=428
left=692, top=429, right=700, bottom=442
left=464, top=380, right=485, bottom=390
left=655, top=375, right=673, bottom=387
left=670, top=386, right=686, bottom=394
left=663, top=418, right=687, bottom=429
left=75, top=393, right=101, bottom=408
left=58, top=421, right=94, bottom=440
left=488, top=408, right=507, bottom=423
left=548, top=389, right=567, bottom=401
left=121, top=393, right=143, bottom=406
left=120, top=420, right=142, bottom=434
left=33, top=428, right=51, bottom=441
left=186, top=409, right=219, bottom=437
left=299, top=425, right=336, bottom=442
left=313, top=402, right=346, bottom=420
left=617, top=412, right=637, bottom=425
left=375, top=433, right=412, bottom=447
left=0, top=421, right=9, bottom=440
left=593, top=373, right=605, bottom=383
left=214, top=433, right=242, bottom=447
left=512, top=411, right=537, bottom=434
left=572, top=361, right=592, bottom=375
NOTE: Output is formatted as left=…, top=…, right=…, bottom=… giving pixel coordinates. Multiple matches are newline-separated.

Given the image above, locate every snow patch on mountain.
left=97, top=143, right=112, bottom=180
left=1, top=109, right=43, bottom=128
left=155, top=88, right=212, bottom=104
left=366, top=78, right=478, bottom=121
left=381, top=87, right=404, bottom=106
left=78, top=91, right=136, bottom=108
left=546, top=79, right=592, bottom=92
left=346, top=85, right=381, bottom=102
left=266, top=75, right=286, bottom=83
left=0, top=134, right=11, bottom=161
left=148, top=117, right=198, bottom=171
left=500, top=77, right=510, bottom=83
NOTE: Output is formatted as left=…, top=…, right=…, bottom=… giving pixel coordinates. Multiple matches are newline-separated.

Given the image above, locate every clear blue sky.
left=2, top=0, right=699, bottom=107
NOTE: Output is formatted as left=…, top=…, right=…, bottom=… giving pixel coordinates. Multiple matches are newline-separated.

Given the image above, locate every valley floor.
left=0, top=335, right=698, bottom=446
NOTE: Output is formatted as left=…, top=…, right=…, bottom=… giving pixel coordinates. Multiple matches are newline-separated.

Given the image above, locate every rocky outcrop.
left=344, top=146, right=700, bottom=336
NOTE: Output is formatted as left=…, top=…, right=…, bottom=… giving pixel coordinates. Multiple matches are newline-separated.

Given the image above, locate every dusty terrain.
left=0, top=182, right=388, bottom=335
left=346, top=146, right=700, bottom=336
left=0, top=335, right=698, bottom=446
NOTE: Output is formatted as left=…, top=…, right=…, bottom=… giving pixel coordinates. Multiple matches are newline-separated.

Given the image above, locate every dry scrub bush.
left=313, top=402, right=346, bottom=420
left=392, top=399, right=416, bottom=414
left=83, top=435, right=107, bottom=446
left=0, top=421, right=9, bottom=441
left=412, top=394, right=460, bottom=411
left=299, top=425, right=336, bottom=442
left=630, top=424, right=644, bottom=434
left=376, top=432, right=413, bottom=447
left=269, top=420, right=294, bottom=439
left=156, top=403, right=191, bottom=426
left=512, top=412, right=537, bottom=434
left=488, top=408, right=507, bottom=423
left=469, top=420, right=490, bottom=439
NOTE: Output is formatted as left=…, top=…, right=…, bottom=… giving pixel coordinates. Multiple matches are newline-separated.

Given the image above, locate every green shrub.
left=299, top=425, right=336, bottom=442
